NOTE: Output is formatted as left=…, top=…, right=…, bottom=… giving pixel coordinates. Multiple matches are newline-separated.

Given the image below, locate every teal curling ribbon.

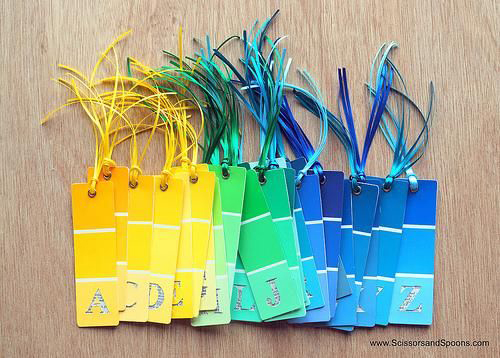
left=214, top=10, right=329, bottom=185
left=367, top=43, right=435, bottom=192
left=214, top=10, right=293, bottom=183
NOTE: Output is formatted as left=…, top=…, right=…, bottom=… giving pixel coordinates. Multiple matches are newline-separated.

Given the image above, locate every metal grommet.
left=320, top=175, right=327, bottom=185
left=222, top=169, right=230, bottom=179
left=103, top=172, right=112, bottom=180
left=160, top=183, right=168, bottom=191
left=190, top=176, right=199, bottom=184
left=383, top=184, right=391, bottom=192
left=129, top=180, right=138, bottom=189
left=352, top=185, right=362, bottom=196
left=410, top=186, right=418, bottom=193
left=296, top=181, right=302, bottom=190
left=88, top=190, right=96, bottom=198
left=259, top=175, right=267, bottom=185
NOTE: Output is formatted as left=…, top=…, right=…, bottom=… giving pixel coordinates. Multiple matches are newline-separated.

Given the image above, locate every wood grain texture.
left=1, top=0, right=498, bottom=357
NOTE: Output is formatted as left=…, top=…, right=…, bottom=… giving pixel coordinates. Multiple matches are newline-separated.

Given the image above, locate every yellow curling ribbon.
left=42, top=31, right=133, bottom=197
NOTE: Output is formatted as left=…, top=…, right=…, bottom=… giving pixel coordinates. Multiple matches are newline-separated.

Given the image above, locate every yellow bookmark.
left=72, top=181, right=119, bottom=327
left=88, top=167, right=129, bottom=311
left=119, top=100, right=161, bottom=323
left=43, top=32, right=134, bottom=327
left=190, top=165, right=216, bottom=316
left=148, top=103, right=185, bottom=324
left=170, top=95, right=215, bottom=318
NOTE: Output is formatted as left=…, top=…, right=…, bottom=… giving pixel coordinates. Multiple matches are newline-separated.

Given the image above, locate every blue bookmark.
left=365, top=43, right=436, bottom=325
left=279, top=82, right=342, bottom=323
left=290, top=159, right=330, bottom=323
left=328, top=179, right=357, bottom=327
left=294, top=60, right=395, bottom=331
left=388, top=180, right=437, bottom=325
left=293, top=190, right=322, bottom=308
left=356, top=176, right=383, bottom=327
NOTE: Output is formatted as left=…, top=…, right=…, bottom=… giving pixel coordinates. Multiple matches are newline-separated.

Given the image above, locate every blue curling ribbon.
left=367, top=43, right=435, bottom=192
left=338, top=64, right=394, bottom=192
left=293, top=62, right=394, bottom=193
left=278, top=91, right=327, bottom=184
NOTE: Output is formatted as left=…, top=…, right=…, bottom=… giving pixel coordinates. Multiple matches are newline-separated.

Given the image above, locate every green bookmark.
left=209, top=165, right=246, bottom=301
left=238, top=169, right=302, bottom=320
left=281, top=160, right=310, bottom=306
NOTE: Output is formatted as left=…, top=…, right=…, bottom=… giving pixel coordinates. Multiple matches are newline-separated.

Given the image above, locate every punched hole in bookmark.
left=129, top=180, right=138, bottom=189
left=352, top=185, right=362, bottom=196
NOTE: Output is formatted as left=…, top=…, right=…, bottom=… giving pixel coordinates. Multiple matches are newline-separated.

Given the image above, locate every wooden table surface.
left=1, top=1, right=498, bottom=357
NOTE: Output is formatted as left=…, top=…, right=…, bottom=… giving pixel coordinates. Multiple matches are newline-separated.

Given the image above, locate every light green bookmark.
left=209, top=165, right=246, bottom=302
left=192, top=178, right=231, bottom=326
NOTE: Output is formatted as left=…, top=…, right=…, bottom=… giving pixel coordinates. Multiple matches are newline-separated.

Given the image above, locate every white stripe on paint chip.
left=323, top=217, right=342, bottom=222
left=379, top=226, right=403, bottom=234
left=241, top=212, right=271, bottom=226
left=247, top=260, right=287, bottom=276
left=341, top=225, right=353, bottom=229
left=402, top=224, right=436, bottom=230
left=316, top=269, right=327, bottom=274
left=352, top=230, right=371, bottom=237
left=176, top=268, right=205, bottom=273
left=327, top=267, right=339, bottom=272
left=213, top=225, right=223, bottom=231
left=74, top=228, right=115, bottom=234
left=115, top=212, right=128, bottom=217
left=272, top=216, right=293, bottom=223
left=377, top=276, right=395, bottom=282
left=182, top=218, right=210, bottom=224
left=355, top=281, right=362, bottom=286
left=363, top=276, right=378, bottom=280
left=396, top=273, right=434, bottom=279
left=222, top=211, right=242, bottom=217
left=305, top=220, right=323, bottom=225
left=116, top=261, right=127, bottom=266
left=75, top=277, right=117, bottom=283
left=234, top=269, right=246, bottom=274
left=301, top=256, right=314, bottom=262
left=128, top=221, right=153, bottom=225
left=293, top=208, right=303, bottom=213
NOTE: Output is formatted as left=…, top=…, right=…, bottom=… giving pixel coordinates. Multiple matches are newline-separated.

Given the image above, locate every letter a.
left=85, top=288, right=110, bottom=314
